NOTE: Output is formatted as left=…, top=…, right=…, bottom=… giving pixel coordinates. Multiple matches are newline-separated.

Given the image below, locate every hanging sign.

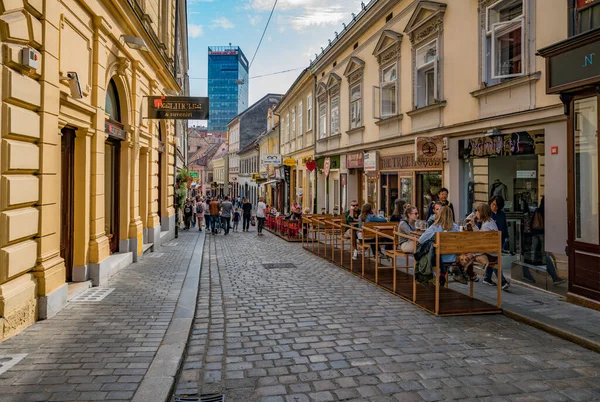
left=251, top=173, right=261, bottom=180
left=415, top=136, right=443, bottom=163
left=105, top=121, right=127, bottom=140
left=306, top=160, right=316, bottom=171
left=146, top=96, right=209, bottom=120
left=346, top=152, right=364, bottom=169
left=261, top=154, right=282, bottom=165
left=324, top=157, right=331, bottom=178
left=283, top=158, right=297, bottom=167
left=364, top=151, right=379, bottom=171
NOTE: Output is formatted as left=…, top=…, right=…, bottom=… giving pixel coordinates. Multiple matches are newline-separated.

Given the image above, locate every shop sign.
left=251, top=173, right=261, bottom=180
left=364, top=151, right=379, bottom=171
left=516, top=170, right=537, bottom=179
left=261, top=154, right=282, bottom=165
left=190, top=171, right=199, bottom=179
left=105, top=121, right=127, bottom=140
left=316, top=156, right=340, bottom=169
left=415, top=136, right=443, bottom=163
left=459, top=132, right=536, bottom=159
left=346, top=152, right=364, bottom=169
left=324, top=157, right=331, bottom=178
left=283, top=158, right=297, bottom=167
left=379, top=153, right=442, bottom=170
left=146, top=96, right=209, bottom=120
left=546, top=39, right=600, bottom=92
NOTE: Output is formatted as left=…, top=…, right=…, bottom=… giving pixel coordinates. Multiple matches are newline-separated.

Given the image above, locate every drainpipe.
left=312, top=73, right=318, bottom=213
left=568, top=0, right=576, bottom=37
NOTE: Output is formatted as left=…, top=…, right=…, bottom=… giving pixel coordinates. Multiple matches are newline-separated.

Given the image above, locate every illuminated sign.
left=146, top=96, right=209, bottom=120
left=209, top=51, right=238, bottom=55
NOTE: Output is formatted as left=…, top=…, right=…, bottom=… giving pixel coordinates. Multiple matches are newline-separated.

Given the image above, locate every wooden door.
left=568, top=95, right=600, bottom=302
left=60, top=128, right=75, bottom=281
left=105, top=140, right=120, bottom=254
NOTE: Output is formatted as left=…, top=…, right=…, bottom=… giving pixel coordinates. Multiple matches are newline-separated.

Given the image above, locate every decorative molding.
left=343, top=56, right=365, bottom=78
left=348, top=70, right=363, bottom=84
left=375, top=113, right=404, bottom=126
left=480, top=0, right=498, bottom=9
left=404, top=1, right=447, bottom=47
left=346, top=126, right=365, bottom=135
left=409, top=16, right=444, bottom=47
left=470, top=72, right=541, bottom=98
left=373, top=30, right=403, bottom=65
left=406, top=100, right=446, bottom=117
left=116, top=57, right=129, bottom=76
left=326, top=73, right=341, bottom=89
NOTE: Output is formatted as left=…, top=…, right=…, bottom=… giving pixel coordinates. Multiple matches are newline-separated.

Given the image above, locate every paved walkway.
left=0, top=229, right=204, bottom=402
left=174, top=231, right=600, bottom=402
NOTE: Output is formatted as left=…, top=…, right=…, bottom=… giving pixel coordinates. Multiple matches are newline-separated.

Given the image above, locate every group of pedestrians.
left=182, top=195, right=269, bottom=236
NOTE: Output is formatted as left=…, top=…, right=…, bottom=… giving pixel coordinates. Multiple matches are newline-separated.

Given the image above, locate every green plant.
left=175, top=168, right=192, bottom=209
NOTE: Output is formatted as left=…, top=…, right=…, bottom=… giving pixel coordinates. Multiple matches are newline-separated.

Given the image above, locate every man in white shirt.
left=256, top=197, right=267, bottom=236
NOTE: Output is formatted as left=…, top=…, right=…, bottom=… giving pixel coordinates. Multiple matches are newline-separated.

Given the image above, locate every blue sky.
left=187, top=0, right=364, bottom=118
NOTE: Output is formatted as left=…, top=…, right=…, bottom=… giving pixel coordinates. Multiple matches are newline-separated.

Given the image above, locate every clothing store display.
left=490, top=179, right=508, bottom=201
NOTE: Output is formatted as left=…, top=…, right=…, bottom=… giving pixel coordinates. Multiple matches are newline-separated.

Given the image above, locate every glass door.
left=570, top=96, right=600, bottom=301
left=416, top=171, right=442, bottom=219
left=381, top=173, right=398, bottom=218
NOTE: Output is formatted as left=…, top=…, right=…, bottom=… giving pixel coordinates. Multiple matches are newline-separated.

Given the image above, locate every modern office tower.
left=207, top=45, right=249, bottom=134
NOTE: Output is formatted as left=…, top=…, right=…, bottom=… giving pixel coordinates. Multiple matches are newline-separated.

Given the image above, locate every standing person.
left=204, top=198, right=212, bottom=231
left=426, top=187, right=455, bottom=222
left=209, top=198, right=220, bottom=234
left=489, top=196, right=509, bottom=251
left=390, top=199, right=407, bottom=222
left=183, top=199, right=193, bottom=230
left=398, top=204, right=419, bottom=253
left=256, top=197, right=267, bottom=236
left=344, top=200, right=360, bottom=260
left=195, top=197, right=204, bottom=231
left=469, top=203, right=510, bottom=290
left=242, top=198, right=252, bottom=232
left=220, top=196, right=233, bottom=235
left=191, top=198, right=197, bottom=228
left=232, top=208, right=241, bottom=232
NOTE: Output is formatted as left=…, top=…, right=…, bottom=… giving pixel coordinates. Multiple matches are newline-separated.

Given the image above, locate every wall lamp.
left=120, top=35, right=149, bottom=52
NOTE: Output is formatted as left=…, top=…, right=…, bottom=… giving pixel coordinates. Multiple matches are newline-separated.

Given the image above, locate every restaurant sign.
left=379, top=153, right=442, bottom=170
left=147, top=96, right=209, bottom=120
left=283, top=158, right=297, bottom=167
left=458, top=132, right=536, bottom=159
left=105, top=121, right=127, bottom=140
left=346, top=152, right=364, bottom=169
left=415, top=136, right=443, bottom=163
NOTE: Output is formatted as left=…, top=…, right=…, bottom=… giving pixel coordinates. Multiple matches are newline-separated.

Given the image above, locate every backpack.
left=196, top=203, right=204, bottom=214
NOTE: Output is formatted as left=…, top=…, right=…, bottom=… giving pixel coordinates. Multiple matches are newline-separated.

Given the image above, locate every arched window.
left=105, top=80, right=121, bottom=122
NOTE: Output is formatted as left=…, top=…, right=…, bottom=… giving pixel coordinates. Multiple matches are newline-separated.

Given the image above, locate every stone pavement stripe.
left=132, top=230, right=205, bottom=402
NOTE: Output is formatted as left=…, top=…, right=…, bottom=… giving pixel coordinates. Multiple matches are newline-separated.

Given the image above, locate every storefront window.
left=381, top=173, right=399, bottom=217
left=367, top=177, right=378, bottom=212
left=417, top=172, right=442, bottom=218
left=574, top=97, right=599, bottom=244
left=400, top=177, right=412, bottom=206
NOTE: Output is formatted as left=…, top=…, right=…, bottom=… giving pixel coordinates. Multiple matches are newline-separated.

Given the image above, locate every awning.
left=261, top=180, right=280, bottom=186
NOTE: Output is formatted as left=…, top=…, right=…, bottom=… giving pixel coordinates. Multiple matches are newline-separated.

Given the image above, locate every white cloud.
left=188, top=24, right=204, bottom=38
left=211, top=16, right=235, bottom=29
left=249, top=15, right=262, bottom=26
left=189, top=0, right=215, bottom=3
left=288, top=6, right=346, bottom=30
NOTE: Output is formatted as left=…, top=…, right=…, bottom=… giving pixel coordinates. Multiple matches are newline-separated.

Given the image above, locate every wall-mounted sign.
left=209, top=50, right=238, bottom=55
left=346, top=152, right=364, bottom=169
left=324, top=157, right=331, bottom=178
left=251, top=173, right=261, bottom=180
left=146, top=96, right=209, bottom=120
left=415, top=136, right=443, bottom=163
left=105, top=121, right=127, bottom=140
left=261, top=154, right=282, bottom=165
left=379, top=153, right=442, bottom=170
left=283, top=158, right=297, bottom=167
left=516, top=170, right=537, bottom=179
left=190, top=171, right=199, bottom=179
left=364, top=151, right=379, bottom=171
left=458, top=132, right=536, bottom=159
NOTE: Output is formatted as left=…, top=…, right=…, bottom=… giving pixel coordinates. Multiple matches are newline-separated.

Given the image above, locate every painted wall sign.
left=147, top=96, right=209, bottom=120
left=379, top=153, right=442, bottom=170
left=346, top=152, right=364, bottom=168
left=458, top=132, right=536, bottom=159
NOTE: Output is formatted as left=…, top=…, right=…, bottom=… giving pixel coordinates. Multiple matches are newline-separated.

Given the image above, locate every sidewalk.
left=0, top=229, right=205, bottom=402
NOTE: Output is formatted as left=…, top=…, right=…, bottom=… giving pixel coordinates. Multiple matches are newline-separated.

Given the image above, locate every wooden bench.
left=359, top=222, right=397, bottom=279
left=431, top=231, right=503, bottom=315
left=385, top=231, right=418, bottom=293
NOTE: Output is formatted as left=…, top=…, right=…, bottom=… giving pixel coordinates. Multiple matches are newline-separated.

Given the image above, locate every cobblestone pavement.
left=174, top=231, right=600, bottom=402
left=0, top=230, right=203, bottom=402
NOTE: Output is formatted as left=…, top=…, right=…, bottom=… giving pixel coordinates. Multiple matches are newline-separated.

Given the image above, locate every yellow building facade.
left=0, top=0, right=183, bottom=339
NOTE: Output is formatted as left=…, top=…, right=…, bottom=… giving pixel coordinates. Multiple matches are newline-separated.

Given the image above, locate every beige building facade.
left=0, top=0, right=184, bottom=339
left=281, top=0, right=571, bottom=296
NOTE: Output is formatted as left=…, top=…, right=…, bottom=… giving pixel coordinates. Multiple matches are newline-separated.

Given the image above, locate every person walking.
left=183, top=199, right=193, bottom=230
left=195, top=197, right=204, bottom=231
left=220, top=196, right=233, bottom=235
left=209, top=198, right=220, bottom=234
left=232, top=208, right=241, bottom=232
left=204, top=198, right=212, bottom=232
left=242, top=198, right=252, bottom=232
left=256, top=197, right=267, bottom=236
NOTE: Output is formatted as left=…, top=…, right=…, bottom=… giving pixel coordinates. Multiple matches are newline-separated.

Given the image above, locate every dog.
left=454, top=253, right=478, bottom=282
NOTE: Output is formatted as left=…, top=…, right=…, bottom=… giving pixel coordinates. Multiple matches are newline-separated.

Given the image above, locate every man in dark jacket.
left=426, top=188, right=455, bottom=222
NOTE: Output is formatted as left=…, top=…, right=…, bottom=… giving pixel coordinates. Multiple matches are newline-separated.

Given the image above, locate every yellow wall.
left=0, top=0, right=178, bottom=340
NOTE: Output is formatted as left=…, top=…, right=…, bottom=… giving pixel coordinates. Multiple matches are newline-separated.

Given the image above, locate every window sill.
left=375, top=114, right=403, bottom=126
left=317, top=136, right=328, bottom=143
left=346, top=126, right=365, bottom=135
left=329, top=133, right=342, bottom=139
left=406, top=101, right=447, bottom=117
left=470, top=72, right=541, bottom=98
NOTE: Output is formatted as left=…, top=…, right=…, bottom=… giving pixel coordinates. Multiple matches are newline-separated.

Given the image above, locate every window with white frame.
left=416, top=39, right=438, bottom=108
left=319, top=102, right=327, bottom=139
left=350, top=83, right=362, bottom=129
left=298, top=102, right=303, bottom=136
left=307, top=95, right=313, bottom=131
left=380, top=63, right=397, bottom=117
left=291, top=108, right=296, bottom=139
left=330, top=95, right=340, bottom=135
left=484, top=0, right=524, bottom=83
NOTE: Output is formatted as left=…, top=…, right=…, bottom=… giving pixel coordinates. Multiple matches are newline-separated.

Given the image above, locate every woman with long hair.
left=398, top=204, right=418, bottom=253
left=472, top=203, right=510, bottom=290
left=390, top=199, right=407, bottom=222
left=418, top=206, right=458, bottom=285
left=358, top=203, right=387, bottom=257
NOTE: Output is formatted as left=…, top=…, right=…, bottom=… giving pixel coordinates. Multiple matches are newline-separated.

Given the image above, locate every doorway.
left=105, top=140, right=120, bottom=254
left=60, top=128, right=75, bottom=281
left=416, top=171, right=442, bottom=218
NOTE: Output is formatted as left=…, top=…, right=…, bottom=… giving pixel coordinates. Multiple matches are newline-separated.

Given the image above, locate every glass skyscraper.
left=207, top=46, right=249, bottom=133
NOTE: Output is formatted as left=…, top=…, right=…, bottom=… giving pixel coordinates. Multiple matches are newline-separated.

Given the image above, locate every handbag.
left=532, top=211, right=544, bottom=231
left=250, top=216, right=256, bottom=226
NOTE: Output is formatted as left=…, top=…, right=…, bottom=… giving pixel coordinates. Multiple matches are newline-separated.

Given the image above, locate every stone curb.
left=131, top=231, right=206, bottom=402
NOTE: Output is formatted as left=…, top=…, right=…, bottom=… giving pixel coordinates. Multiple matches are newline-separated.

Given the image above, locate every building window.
left=291, top=108, right=296, bottom=139
left=307, top=95, right=312, bottom=131
left=298, top=102, right=303, bottom=137
left=381, top=63, right=397, bottom=117
left=484, top=0, right=525, bottom=82
left=416, top=39, right=438, bottom=108
left=577, top=3, right=600, bottom=33
left=319, top=102, right=327, bottom=139
left=330, top=95, right=340, bottom=135
left=105, top=80, right=121, bottom=122
left=350, top=83, right=362, bottom=129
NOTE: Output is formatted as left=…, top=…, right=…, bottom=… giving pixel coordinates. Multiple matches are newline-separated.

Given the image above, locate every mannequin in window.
left=490, top=179, right=508, bottom=201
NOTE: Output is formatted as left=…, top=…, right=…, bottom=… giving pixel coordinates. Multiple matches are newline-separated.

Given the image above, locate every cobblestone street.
left=175, top=231, right=600, bottom=402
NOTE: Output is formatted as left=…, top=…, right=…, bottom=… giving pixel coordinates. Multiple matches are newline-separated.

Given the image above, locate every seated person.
left=418, top=206, right=458, bottom=285
left=357, top=203, right=388, bottom=258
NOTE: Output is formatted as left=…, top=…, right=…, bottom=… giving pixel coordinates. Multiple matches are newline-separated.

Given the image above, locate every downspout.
left=312, top=72, right=318, bottom=213
left=568, top=0, right=576, bottom=37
